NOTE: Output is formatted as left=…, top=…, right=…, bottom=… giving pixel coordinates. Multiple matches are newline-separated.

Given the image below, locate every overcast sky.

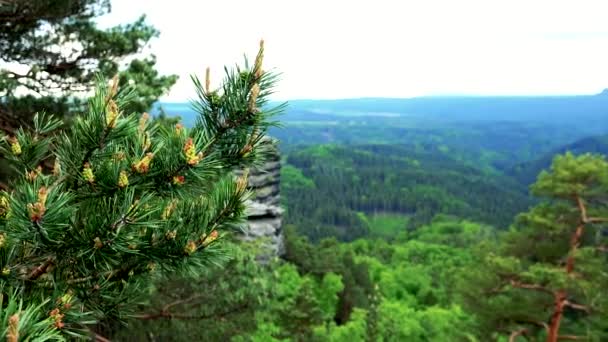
left=98, top=0, right=608, bottom=101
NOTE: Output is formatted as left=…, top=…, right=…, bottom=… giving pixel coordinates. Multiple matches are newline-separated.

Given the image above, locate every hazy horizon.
left=99, top=0, right=608, bottom=101
left=157, top=91, right=608, bottom=104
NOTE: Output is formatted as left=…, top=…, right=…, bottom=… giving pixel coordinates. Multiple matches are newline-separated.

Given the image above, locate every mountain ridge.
left=510, top=134, right=608, bottom=185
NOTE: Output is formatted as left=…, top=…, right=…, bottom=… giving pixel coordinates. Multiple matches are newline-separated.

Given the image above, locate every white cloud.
left=99, top=0, right=608, bottom=100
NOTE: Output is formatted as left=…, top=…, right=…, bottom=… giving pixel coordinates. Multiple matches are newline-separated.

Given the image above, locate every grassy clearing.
left=366, top=212, right=410, bottom=238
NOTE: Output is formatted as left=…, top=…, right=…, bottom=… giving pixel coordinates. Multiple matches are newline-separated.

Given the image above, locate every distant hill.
left=510, top=135, right=608, bottom=185
left=286, top=94, right=608, bottom=126
left=159, top=93, right=608, bottom=123
left=283, top=144, right=533, bottom=241
left=157, top=95, right=608, bottom=175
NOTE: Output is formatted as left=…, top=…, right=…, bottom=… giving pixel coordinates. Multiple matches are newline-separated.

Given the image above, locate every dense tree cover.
left=510, top=134, right=608, bottom=185
left=111, top=215, right=489, bottom=341
left=109, top=152, right=607, bottom=341
left=0, top=41, right=282, bottom=339
left=162, top=95, right=608, bottom=175
left=282, top=144, right=532, bottom=241
left=270, top=120, right=578, bottom=173
left=0, top=0, right=177, bottom=130
left=107, top=221, right=450, bottom=340
left=3, top=5, right=608, bottom=338
left=109, top=234, right=365, bottom=341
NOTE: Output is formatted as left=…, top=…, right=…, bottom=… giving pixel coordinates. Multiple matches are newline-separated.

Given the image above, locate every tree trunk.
left=546, top=290, right=566, bottom=342
left=547, top=197, right=588, bottom=342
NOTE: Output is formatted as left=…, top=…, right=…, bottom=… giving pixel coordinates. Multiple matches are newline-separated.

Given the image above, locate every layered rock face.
left=236, top=138, right=284, bottom=259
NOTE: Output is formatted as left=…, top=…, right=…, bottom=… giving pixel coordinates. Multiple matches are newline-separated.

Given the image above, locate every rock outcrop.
left=235, top=137, right=284, bottom=260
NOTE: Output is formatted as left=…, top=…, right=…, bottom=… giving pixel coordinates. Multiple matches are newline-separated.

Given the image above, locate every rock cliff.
left=235, top=137, right=284, bottom=259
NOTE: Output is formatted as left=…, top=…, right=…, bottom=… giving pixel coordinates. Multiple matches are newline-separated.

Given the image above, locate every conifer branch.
left=0, top=41, right=282, bottom=338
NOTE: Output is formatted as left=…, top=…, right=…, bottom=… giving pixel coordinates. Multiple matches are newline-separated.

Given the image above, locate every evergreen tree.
left=0, top=0, right=177, bottom=130
left=462, top=153, right=608, bottom=341
left=0, top=40, right=284, bottom=340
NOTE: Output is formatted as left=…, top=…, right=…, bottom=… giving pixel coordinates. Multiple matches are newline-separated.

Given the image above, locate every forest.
left=1, top=1, right=607, bottom=341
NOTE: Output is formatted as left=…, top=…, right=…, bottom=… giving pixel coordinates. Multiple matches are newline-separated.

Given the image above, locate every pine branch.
left=0, top=41, right=282, bottom=337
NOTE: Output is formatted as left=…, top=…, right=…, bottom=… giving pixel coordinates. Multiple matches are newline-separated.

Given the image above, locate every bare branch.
left=587, top=217, right=608, bottom=224
left=162, top=294, right=206, bottom=312
left=28, top=257, right=54, bottom=280
left=576, top=196, right=588, bottom=223
left=509, top=328, right=527, bottom=342
left=135, top=303, right=249, bottom=321
left=509, top=280, right=555, bottom=295
left=564, top=301, right=590, bottom=313
left=558, top=335, right=586, bottom=340
left=94, top=333, right=112, bottom=342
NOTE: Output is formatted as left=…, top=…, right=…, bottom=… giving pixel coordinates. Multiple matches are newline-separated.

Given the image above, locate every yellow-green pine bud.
left=118, top=171, right=129, bottom=188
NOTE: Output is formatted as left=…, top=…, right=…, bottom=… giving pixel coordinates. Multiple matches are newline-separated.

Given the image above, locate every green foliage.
left=376, top=301, right=424, bottom=340
left=461, top=153, right=608, bottom=341
left=510, top=134, right=608, bottom=185
left=315, top=273, right=344, bottom=321
left=313, top=308, right=368, bottom=342
left=283, top=144, right=532, bottom=242
left=366, top=213, right=410, bottom=239
left=281, top=164, right=315, bottom=190
left=409, top=215, right=495, bottom=248
left=111, top=242, right=275, bottom=341
left=0, top=288, right=64, bottom=341
left=0, top=42, right=282, bottom=339
left=0, top=0, right=176, bottom=125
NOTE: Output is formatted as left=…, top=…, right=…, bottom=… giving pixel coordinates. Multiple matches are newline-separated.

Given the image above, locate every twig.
left=558, top=335, right=586, bottom=340
left=28, top=257, right=54, bottom=280
left=563, top=301, right=590, bottom=313
left=509, top=280, right=554, bottom=295
left=135, top=303, right=249, bottom=321
left=94, top=333, right=112, bottom=342
left=509, top=328, right=527, bottom=342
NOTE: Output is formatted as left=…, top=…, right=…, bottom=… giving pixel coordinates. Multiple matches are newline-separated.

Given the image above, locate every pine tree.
left=0, top=40, right=284, bottom=340
left=0, top=0, right=177, bottom=130
left=463, top=152, right=608, bottom=341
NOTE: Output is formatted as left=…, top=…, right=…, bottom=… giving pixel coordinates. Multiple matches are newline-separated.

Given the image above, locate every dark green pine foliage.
left=461, top=153, right=608, bottom=341
left=0, top=0, right=177, bottom=128
left=109, top=242, right=273, bottom=341
left=283, top=144, right=531, bottom=242
left=0, top=41, right=284, bottom=340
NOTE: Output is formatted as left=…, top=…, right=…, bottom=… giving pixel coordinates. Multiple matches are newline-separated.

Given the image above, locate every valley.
left=127, top=95, right=608, bottom=341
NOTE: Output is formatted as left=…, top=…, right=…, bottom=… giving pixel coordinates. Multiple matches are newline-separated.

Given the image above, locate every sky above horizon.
left=98, top=0, right=608, bottom=101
